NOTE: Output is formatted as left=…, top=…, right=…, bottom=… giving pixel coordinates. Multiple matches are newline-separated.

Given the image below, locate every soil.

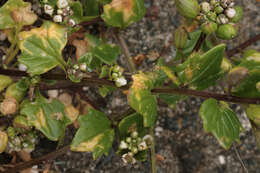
left=0, top=0, right=260, bottom=173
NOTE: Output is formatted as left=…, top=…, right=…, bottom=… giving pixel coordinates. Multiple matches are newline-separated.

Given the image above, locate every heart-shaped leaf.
left=71, top=108, right=114, bottom=159
left=177, top=44, right=226, bottom=90
left=199, top=99, right=242, bottom=149
left=92, top=44, right=121, bottom=65
left=20, top=91, right=74, bottom=141
left=0, top=0, right=37, bottom=29
left=18, top=21, right=67, bottom=75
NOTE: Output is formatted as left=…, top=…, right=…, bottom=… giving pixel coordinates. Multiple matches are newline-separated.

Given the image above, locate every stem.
left=0, top=146, right=70, bottom=173
left=4, top=24, right=22, bottom=65
left=226, top=33, right=260, bottom=57
left=150, top=128, right=157, bottom=173
left=192, top=33, right=206, bottom=53
left=113, top=29, right=136, bottom=73
left=0, top=68, right=260, bottom=105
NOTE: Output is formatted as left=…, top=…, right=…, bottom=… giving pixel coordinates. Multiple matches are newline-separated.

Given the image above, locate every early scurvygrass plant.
left=0, top=0, right=259, bottom=172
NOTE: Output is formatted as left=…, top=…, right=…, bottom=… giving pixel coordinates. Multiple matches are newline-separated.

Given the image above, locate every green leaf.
left=18, top=21, right=67, bottom=75
left=92, top=44, right=121, bottom=65
left=101, top=0, right=146, bottom=28
left=118, top=113, right=144, bottom=138
left=0, top=0, right=37, bottom=29
left=231, top=69, right=260, bottom=98
left=82, top=0, right=99, bottom=16
left=98, top=86, right=116, bottom=97
left=199, top=99, right=242, bottom=149
left=70, top=1, right=98, bottom=25
left=71, top=108, right=114, bottom=159
left=128, top=72, right=161, bottom=127
left=177, top=44, right=226, bottom=90
left=175, top=30, right=201, bottom=59
left=20, top=91, right=73, bottom=141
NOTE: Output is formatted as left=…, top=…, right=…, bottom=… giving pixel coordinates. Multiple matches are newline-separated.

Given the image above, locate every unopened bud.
left=200, top=2, right=211, bottom=13
left=174, top=0, right=200, bottom=19
left=174, top=27, right=188, bottom=49
left=131, top=131, right=138, bottom=138
left=215, top=6, right=224, bottom=14
left=143, top=135, right=153, bottom=146
left=201, top=21, right=217, bottom=35
left=217, top=14, right=229, bottom=24
left=53, top=15, right=62, bottom=23
left=119, top=141, right=128, bottom=149
left=44, top=4, right=54, bottom=16
left=57, top=0, right=68, bottom=9
left=216, top=23, right=238, bottom=40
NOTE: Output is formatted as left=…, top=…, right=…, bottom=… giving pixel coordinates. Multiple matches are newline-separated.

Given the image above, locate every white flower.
left=138, top=141, right=147, bottom=151
left=200, top=2, right=211, bottom=13
left=53, top=15, right=63, bottom=23
left=57, top=0, right=68, bottom=9
left=18, top=64, right=27, bottom=71
left=119, top=141, right=128, bottom=149
left=142, top=134, right=153, bottom=146
left=44, top=4, right=54, bottom=16
left=131, top=131, right=138, bottom=138
left=115, top=77, right=127, bottom=87
left=225, top=8, right=236, bottom=18
left=68, top=19, right=76, bottom=27
left=80, top=63, right=87, bottom=71
left=57, top=9, right=63, bottom=15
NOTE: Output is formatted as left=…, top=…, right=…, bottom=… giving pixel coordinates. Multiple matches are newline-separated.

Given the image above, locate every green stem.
left=150, top=128, right=157, bottom=173
left=4, top=24, right=22, bottom=65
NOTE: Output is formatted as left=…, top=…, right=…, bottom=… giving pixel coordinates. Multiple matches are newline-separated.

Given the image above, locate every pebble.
left=218, top=155, right=226, bottom=165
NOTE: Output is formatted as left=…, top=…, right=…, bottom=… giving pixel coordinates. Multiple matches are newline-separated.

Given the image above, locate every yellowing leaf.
left=0, top=0, right=37, bottom=29
left=102, top=0, right=146, bottom=28
left=18, top=21, right=67, bottom=75
left=0, top=130, right=8, bottom=153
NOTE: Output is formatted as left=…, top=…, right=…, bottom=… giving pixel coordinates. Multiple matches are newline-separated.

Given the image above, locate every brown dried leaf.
left=72, top=39, right=88, bottom=60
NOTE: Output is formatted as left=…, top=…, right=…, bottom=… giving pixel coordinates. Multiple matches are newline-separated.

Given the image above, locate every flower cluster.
left=118, top=131, right=152, bottom=164
left=198, top=0, right=243, bottom=39
left=43, top=0, right=75, bottom=26
left=5, top=127, right=37, bottom=153
left=110, top=65, right=127, bottom=87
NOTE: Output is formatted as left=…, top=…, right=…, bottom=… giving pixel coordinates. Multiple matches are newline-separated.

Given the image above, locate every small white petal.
left=57, top=0, right=68, bottom=9
left=44, top=5, right=54, bottom=16
left=18, top=64, right=27, bottom=71
left=225, top=8, right=236, bottom=18
left=53, top=15, right=63, bottom=23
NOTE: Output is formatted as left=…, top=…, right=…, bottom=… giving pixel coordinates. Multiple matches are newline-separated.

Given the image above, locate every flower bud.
left=200, top=2, right=211, bottom=13
left=226, top=67, right=249, bottom=87
left=138, top=141, right=147, bottom=151
left=201, top=21, right=217, bottom=35
left=216, top=24, right=237, bottom=40
left=0, top=130, right=8, bottom=153
left=142, top=135, right=153, bottom=146
left=217, top=14, right=229, bottom=24
left=225, top=8, right=236, bottom=18
left=115, top=77, right=127, bottom=87
left=0, top=97, right=18, bottom=115
left=119, top=141, right=128, bottom=149
left=53, top=15, right=63, bottom=23
left=206, top=11, right=217, bottom=22
left=174, top=0, right=200, bottom=19
left=0, top=75, right=13, bottom=92
left=18, top=64, right=27, bottom=71
left=174, top=27, right=188, bottom=49
left=246, top=105, right=260, bottom=126
left=131, top=131, right=138, bottom=138
left=231, top=6, right=243, bottom=23
left=44, top=4, right=54, bottom=16
left=57, top=0, right=68, bottom=9
left=131, top=147, right=138, bottom=154
left=215, top=6, right=224, bottom=14
left=126, top=137, right=131, bottom=143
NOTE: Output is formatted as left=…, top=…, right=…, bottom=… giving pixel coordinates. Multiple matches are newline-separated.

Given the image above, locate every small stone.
left=218, top=155, right=226, bottom=165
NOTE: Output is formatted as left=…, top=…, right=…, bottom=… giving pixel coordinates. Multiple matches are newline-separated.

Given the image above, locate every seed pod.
left=0, top=97, right=18, bottom=115
left=246, top=105, right=260, bottom=126
left=174, top=0, right=200, bottom=19
left=201, top=21, right=218, bottom=35
left=0, top=130, right=8, bottom=153
left=174, top=27, right=188, bottom=49
left=0, top=75, right=13, bottom=92
left=216, top=24, right=238, bottom=40
left=231, top=6, right=243, bottom=23
left=226, top=66, right=249, bottom=87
